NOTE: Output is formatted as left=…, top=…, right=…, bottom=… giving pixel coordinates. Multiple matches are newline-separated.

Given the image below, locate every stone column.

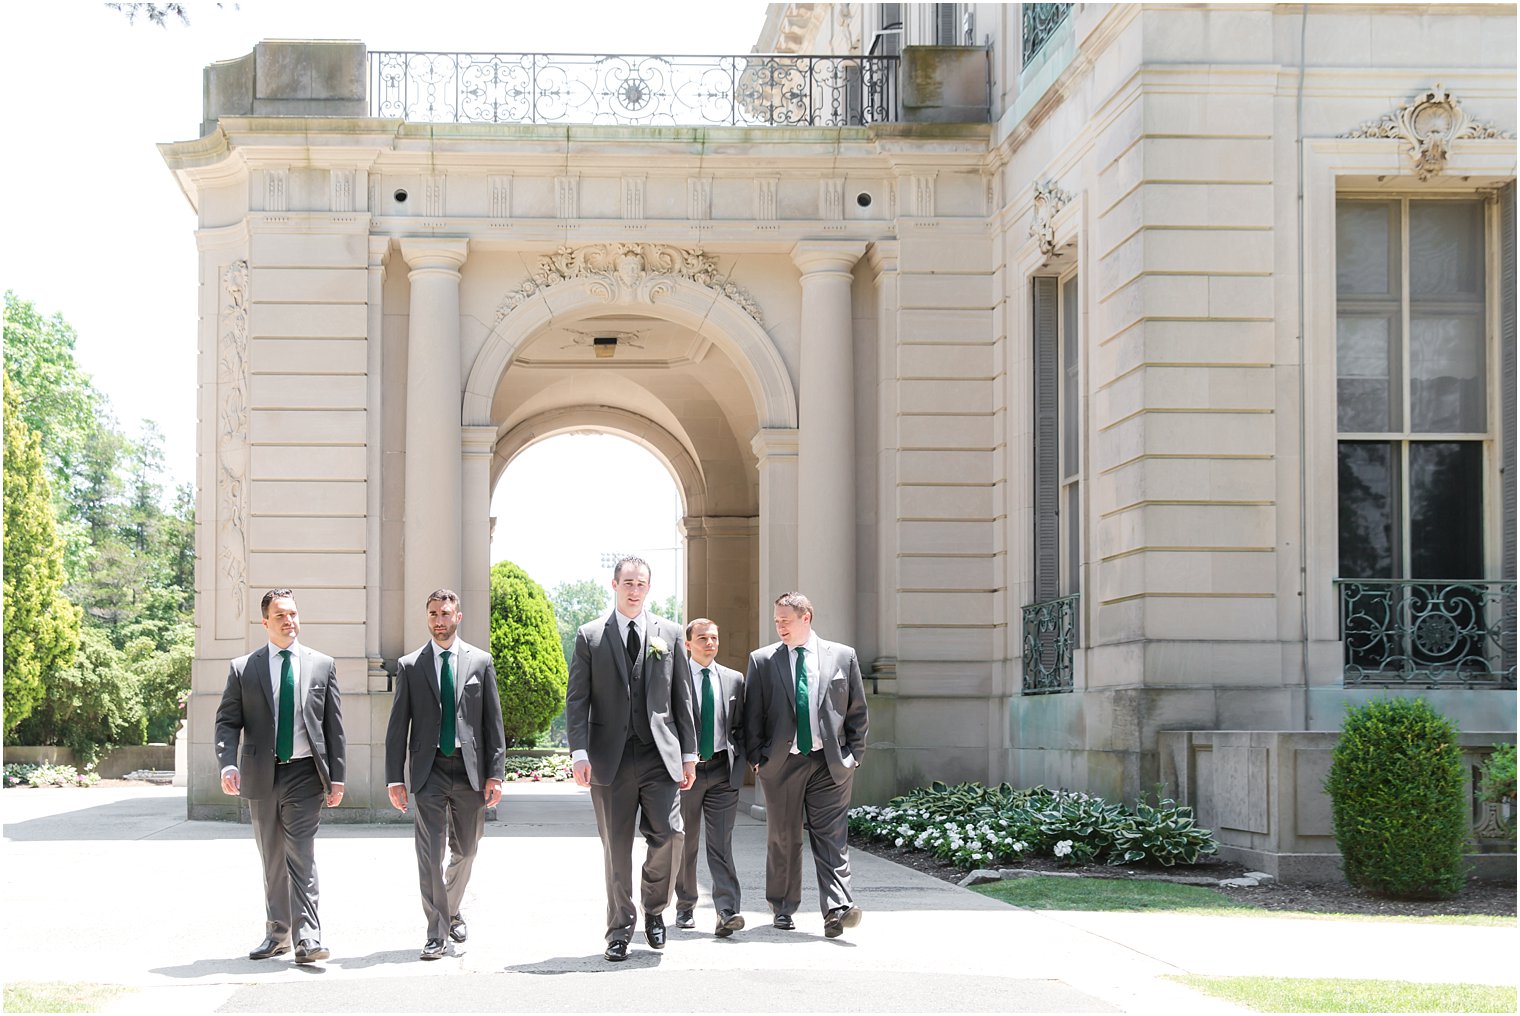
left=752, top=428, right=800, bottom=642
left=399, top=238, right=468, bottom=650
left=868, top=241, right=901, bottom=669
left=791, top=241, right=866, bottom=643
left=365, top=237, right=390, bottom=691
left=461, top=425, right=496, bottom=649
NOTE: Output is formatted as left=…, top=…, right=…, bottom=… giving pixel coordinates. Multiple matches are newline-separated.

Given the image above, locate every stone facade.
left=164, top=7, right=1517, bottom=841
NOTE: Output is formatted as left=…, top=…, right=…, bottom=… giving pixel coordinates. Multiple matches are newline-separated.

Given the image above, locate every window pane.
left=1410, top=442, right=1483, bottom=578
left=1338, top=442, right=1399, bottom=578
left=1337, top=201, right=1397, bottom=297
left=1410, top=313, right=1486, bottom=432
left=1410, top=200, right=1482, bottom=299
left=1336, top=315, right=1399, bottom=431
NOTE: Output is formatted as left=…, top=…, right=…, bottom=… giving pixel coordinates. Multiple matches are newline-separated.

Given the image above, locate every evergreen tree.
left=2, top=375, right=81, bottom=735
left=549, top=578, right=610, bottom=665
left=489, top=561, right=570, bottom=746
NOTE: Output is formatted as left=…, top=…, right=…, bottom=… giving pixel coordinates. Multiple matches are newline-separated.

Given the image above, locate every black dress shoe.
left=420, top=938, right=447, bottom=961
left=604, top=939, right=629, bottom=962
left=449, top=914, right=467, bottom=943
left=294, top=940, right=329, bottom=964
left=772, top=913, right=795, bottom=930
left=644, top=914, right=666, bottom=950
left=715, top=909, right=745, bottom=938
left=823, top=905, right=863, bottom=939
left=674, top=908, right=695, bottom=930
left=248, top=936, right=290, bottom=960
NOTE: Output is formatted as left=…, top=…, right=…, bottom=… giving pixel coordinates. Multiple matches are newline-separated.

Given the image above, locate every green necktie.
left=276, top=649, right=295, bottom=762
left=439, top=650, right=456, bottom=757
left=794, top=647, right=812, bottom=754
left=700, top=667, right=715, bottom=761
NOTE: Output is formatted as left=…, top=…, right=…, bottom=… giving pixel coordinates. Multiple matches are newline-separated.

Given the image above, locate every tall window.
left=1335, top=191, right=1516, bottom=686
left=1336, top=197, right=1488, bottom=580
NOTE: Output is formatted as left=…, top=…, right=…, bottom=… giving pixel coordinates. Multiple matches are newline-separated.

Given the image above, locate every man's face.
left=428, top=598, right=461, bottom=645
left=773, top=605, right=811, bottom=648
left=685, top=623, right=720, bottom=666
left=262, top=596, right=300, bottom=648
left=612, top=564, right=650, bottom=618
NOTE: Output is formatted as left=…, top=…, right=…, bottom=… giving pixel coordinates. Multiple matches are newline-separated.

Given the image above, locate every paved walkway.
left=2, top=784, right=1514, bottom=1013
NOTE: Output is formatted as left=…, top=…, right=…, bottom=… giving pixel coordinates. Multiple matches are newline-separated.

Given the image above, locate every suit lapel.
left=605, top=615, right=630, bottom=685
left=774, top=645, right=796, bottom=720
left=420, top=643, right=439, bottom=705
left=253, top=646, right=276, bottom=716
left=298, top=645, right=318, bottom=737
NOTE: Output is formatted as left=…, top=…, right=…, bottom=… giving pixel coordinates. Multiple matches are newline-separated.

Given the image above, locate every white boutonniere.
left=647, top=636, right=668, bottom=659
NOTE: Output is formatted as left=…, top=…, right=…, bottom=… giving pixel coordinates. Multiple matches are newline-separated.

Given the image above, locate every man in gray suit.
left=216, top=588, right=346, bottom=964
left=744, top=591, right=868, bottom=939
left=566, top=556, right=696, bottom=961
left=385, top=589, right=506, bottom=960
left=673, top=618, right=747, bottom=938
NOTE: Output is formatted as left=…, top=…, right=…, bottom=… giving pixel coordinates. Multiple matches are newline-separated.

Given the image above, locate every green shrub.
left=848, top=781, right=1216, bottom=868
left=9, top=626, right=145, bottom=761
left=1324, top=697, right=1468, bottom=899
left=2, top=761, right=98, bottom=788
left=489, top=560, right=569, bottom=747
left=1477, top=743, right=1516, bottom=838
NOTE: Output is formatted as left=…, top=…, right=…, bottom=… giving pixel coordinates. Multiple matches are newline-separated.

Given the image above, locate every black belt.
left=697, top=749, right=729, bottom=769
left=276, top=755, right=314, bottom=766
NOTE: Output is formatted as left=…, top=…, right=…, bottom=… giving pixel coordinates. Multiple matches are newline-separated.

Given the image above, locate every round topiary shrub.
left=1324, top=697, right=1468, bottom=899
left=489, top=560, right=569, bottom=747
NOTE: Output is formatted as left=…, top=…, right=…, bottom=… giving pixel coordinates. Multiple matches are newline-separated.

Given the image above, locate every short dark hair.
left=685, top=617, right=718, bottom=641
left=613, top=556, right=651, bottom=583
left=261, top=588, right=296, bottom=618
left=425, top=588, right=460, bottom=610
left=773, top=592, right=813, bottom=620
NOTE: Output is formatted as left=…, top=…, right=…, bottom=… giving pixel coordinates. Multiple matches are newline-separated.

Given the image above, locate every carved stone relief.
left=264, top=169, right=287, bottom=212
left=421, top=174, right=446, bottom=218
left=756, top=178, right=779, bottom=220
left=330, top=169, right=355, bottom=213
left=555, top=175, right=579, bottom=219
left=496, top=243, right=763, bottom=325
left=1029, top=178, right=1072, bottom=261
left=821, top=177, right=845, bottom=220
left=687, top=176, right=712, bottom=220
left=1341, top=84, right=1512, bottom=181
left=488, top=175, right=513, bottom=219
left=623, top=176, right=646, bottom=219
left=216, top=260, right=250, bottom=636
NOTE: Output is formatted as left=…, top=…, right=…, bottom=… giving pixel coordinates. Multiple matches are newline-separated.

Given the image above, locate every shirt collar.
left=268, top=640, right=300, bottom=660
left=432, top=636, right=458, bottom=654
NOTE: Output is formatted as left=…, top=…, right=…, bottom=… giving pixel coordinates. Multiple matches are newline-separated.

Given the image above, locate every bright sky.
left=0, top=0, right=768, bottom=598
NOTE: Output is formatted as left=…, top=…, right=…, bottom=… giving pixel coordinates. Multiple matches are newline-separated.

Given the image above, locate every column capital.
left=790, top=240, right=867, bottom=277
left=399, top=237, right=468, bottom=273
left=461, top=424, right=497, bottom=456
left=751, top=427, right=800, bottom=461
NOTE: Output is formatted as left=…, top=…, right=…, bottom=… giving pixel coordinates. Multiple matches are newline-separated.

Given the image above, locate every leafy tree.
left=2, top=375, right=82, bottom=735
left=549, top=578, right=610, bottom=665
left=490, top=561, right=570, bottom=747
left=135, top=624, right=194, bottom=743
left=11, top=626, right=146, bottom=758
left=650, top=593, right=684, bottom=625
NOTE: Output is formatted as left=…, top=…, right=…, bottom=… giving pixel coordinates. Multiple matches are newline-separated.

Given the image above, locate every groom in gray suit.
left=385, top=589, right=506, bottom=960
left=216, top=587, right=346, bottom=965
left=566, top=556, right=696, bottom=961
left=744, top=591, right=868, bottom=939
left=673, top=618, right=747, bottom=938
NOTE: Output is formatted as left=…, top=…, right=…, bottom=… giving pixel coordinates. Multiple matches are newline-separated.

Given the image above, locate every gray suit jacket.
left=693, top=662, right=748, bottom=790
left=566, top=613, right=696, bottom=784
left=385, top=639, right=506, bottom=793
left=743, top=637, right=867, bottom=784
left=215, top=644, right=346, bottom=799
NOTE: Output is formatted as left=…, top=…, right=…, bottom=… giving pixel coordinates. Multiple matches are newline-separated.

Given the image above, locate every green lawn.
left=970, top=876, right=1512, bottom=926
left=3, top=982, right=127, bottom=1013
left=1168, top=975, right=1516, bottom=1013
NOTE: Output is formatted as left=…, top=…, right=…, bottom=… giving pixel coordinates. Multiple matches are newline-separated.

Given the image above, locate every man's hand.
left=325, top=782, right=344, bottom=808
left=221, top=768, right=240, bottom=796
left=679, top=760, right=696, bottom=791
left=572, top=760, right=592, bottom=788
left=388, top=784, right=409, bottom=813
left=484, top=778, right=503, bottom=808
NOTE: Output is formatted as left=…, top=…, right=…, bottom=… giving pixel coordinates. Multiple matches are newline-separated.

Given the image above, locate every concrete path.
left=2, top=784, right=1514, bottom=1013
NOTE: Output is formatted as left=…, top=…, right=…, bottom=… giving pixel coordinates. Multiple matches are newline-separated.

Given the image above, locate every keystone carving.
left=1029, top=179, right=1071, bottom=260
left=1341, top=84, right=1512, bottom=181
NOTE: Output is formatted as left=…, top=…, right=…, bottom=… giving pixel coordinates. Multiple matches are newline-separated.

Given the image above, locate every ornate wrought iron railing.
left=1022, top=3, right=1072, bottom=65
left=1337, top=579, right=1517, bottom=688
left=369, top=51, right=899, bottom=127
left=1022, top=593, right=1078, bottom=694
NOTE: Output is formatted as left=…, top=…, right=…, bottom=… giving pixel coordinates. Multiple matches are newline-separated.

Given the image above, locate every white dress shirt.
left=787, top=634, right=854, bottom=768
left=687, top=657, right=730, bottom=757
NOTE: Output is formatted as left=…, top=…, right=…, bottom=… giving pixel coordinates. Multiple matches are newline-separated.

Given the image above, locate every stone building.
left=163, top=4, right=1516, bottom=876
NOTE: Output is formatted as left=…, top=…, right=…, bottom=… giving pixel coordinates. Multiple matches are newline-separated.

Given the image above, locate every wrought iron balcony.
left=1337, top=579, right=1518, bottom=689
left=1022, top=593, right=1078, bottom=694
left=1022, top=3, right=1072, bottom=65
left=369, top=51, right=899, bottom=127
